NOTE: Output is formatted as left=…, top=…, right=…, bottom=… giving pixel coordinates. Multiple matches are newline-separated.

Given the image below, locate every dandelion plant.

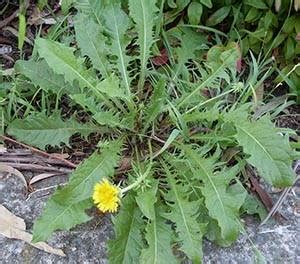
left=6, top=0, right=298, bottom=263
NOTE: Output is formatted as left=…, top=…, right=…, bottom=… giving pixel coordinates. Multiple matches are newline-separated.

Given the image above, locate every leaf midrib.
left=121, top=209, right=139, bottom=264
left=171, top=181, right=195, bottom=254
left=84, top=23, right=109, bottom=77
left=194, top=157, right=227, bottom=218
left=111, top=8, right=130, bottom=94
left=236, top=125, right=274, bottom=162
left=140, top=0, right=147, bottom=68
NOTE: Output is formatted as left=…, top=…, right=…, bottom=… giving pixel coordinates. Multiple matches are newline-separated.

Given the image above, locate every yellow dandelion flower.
left=93, top=179, right=120, bottom=213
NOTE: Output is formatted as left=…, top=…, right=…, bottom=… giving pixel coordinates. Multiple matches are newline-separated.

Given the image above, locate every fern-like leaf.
left=108, top=194, right=144, bottom=264
left=32, top=141, right=122, bottom=242
left=183, top=146, right=247, bottom=244
left=129, top=0, right=158, bottom=90
left=7, top=112, right=97, bottom=149
left=163, top=167, right=203, bottom=263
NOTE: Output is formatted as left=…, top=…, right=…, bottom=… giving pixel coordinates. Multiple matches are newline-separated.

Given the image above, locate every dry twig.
left=0, top=135, right=76, bottom=168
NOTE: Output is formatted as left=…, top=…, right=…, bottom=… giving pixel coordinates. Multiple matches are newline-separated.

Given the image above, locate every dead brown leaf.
left=0, top=204, right=65, bottom=257
left=50, top=153, right=70, bottom=159
left=29, top=173, right=60, bottom=185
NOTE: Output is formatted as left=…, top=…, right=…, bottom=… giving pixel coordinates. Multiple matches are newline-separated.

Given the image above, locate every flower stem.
left=120, top=172, right=148, bottom=195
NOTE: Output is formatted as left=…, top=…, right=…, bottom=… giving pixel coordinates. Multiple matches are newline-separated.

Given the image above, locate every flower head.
left=93, top=179, right=120, bottom=213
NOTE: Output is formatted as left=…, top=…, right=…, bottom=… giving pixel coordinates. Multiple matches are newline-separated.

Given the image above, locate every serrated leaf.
left=35, top=38, right=95, bottom=89
left=15, top=60, right=78, bottom=94
left=183, top=146, right=246, bottom=243
left=103, top=3, right=132, bottom=96
left=35, top=38, right=112, bottom=104
left=96, top=75, right=127, bottom=99
left=75, top=14, right=110, bottom=77
left=70, top=93, right=101, bottom=114
left=143, top=78, right=166, bottom=132
left=140, top=207, right=177, bottom=264
left=136, top=181, right=158, bottom=220
left=163, top=167, right=203, bottom=263
left=178, top=42, right=239, bottom=108
left=7, top=112, right=97, bottom=149
left=93, top=111, right=127, bottom=129
left=241, top=194, right=267, bottom=220
left=33, top=199, right=92, bottom=242
left=75, top=0, right=107, bottom=23
left=108, top=194, right=144, bottom=264
left=226, top=114, right=295, bottom=187
left=129, top=0, right=158, bottom=89
left=32, top=141, right=122, bottom=242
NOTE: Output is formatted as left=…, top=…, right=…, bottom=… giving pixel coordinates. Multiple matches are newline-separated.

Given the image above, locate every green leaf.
left=284, top=37, right=295, bottom=60
left=282, top=17, right=296, bottom=34
left=171, top=27, right=207, bottom=67
left=264, top=10, right=277, bottom=29
left=136, top=181, right=158, bottom=220
left=7, top=112, right=97, bottom=149
left=70, top=93, right=101, bottom=114
left=245, top=7, right=261, bottom=22
left=18, top=13, right=26, bottom=51
left=93, top=110, right=131, bottom=129
left=75, top=14, right=110, bottom=77
left=206, top=6, right=231, bottom=26
left=75, top=0, right=106, bottom=23
left=244, top=0, right=268, bottom=9
left=188, top=2, right=203, bottom=25
left=129, top=0, right=158, bottom=90
left=178, top=43, right=239, bottom=108
left=96, top=75, right=127, bottom=99
left=143, top=78, right=166, bottom=132
left=183, top=146, right=247, bottom=243
left=103, top=3, right=132, bottom=96
left=226, top=114, right=295, bottom=187
left=200, top=0, right=212, bottom=8
left=32, top=141, right=122, bottom=242
left=33, top=199, right=92, bottom=242
left=61, top=0, right=75, bottom=13
left=35, top=38, right=95, bottom=89
left=35, top=38, right=112, bottom=104
left=15, top=59, right=79, bottom=94
left=241, top=194, right=267, bottom=220
left=108, top=194, right=144, bottom=264
left=163, top=167, right=203, bottom=263
left=153, top=129, right=180, bottom=158
left=140, top=207, right=177, bottom=264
